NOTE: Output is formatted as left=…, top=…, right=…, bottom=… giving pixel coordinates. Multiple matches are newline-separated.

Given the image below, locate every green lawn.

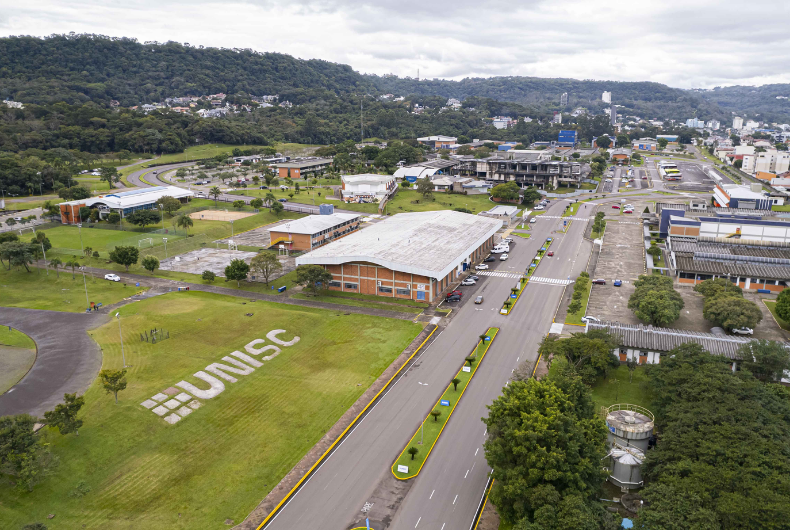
left=392, top=328, right=498, bottom=479
left=511, top=232, right=531, bottom=239
left=589, top=364, right=654, bottom=411
left=0, top=327, right=37, bottom=394
left=290, top=293, right=424, bottom=314
left=562, top=202, right=582, bottom=217
left=764, top=300, right=790, bottom=331
left=0, top=326, right=36, bottom=349
left=0, top=266, right=146, bottom=312
left=0, top=291, right=422, bottom=529
left=1, top=198, right=54, bottom=212
left=565, top=280, right=592, bottom=326
left=772, top=204, right=790, bottom=212
left=302, top=290, right=429, bottom=309
left=44, top=225, right=182, bottom=258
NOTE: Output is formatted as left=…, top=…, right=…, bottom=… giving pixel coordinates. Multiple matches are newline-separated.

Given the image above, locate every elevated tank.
left=608, top=446, right=645, bottom=490
left=605, top=404, right=654, bottom=452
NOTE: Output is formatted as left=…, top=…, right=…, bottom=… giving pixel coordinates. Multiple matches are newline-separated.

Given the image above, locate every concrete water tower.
left=604, top=404, right=654, bottom=491
left=605, top=404, right=654, bottom=452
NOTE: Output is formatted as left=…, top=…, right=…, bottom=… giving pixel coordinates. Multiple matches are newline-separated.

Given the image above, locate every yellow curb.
left=391, top=327, right=500, bottom=480
left=255, top=325, right=439, bottom=530
left=472, top=478, right=495, bottom=530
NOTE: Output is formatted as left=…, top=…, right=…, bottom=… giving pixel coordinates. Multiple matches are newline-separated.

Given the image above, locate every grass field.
left=764, top=300, right=790, bottom=331
left=565, top=280, right=592, bottom=326
left=44, top=225, right=180, bottom=258
left=0, top=326, right=36, bottom=349
left=0, top=266, right=145, bottom=311
left=392, top=328, right=498, bottom=479
left=511, top=232, right=531, bottom=239
left=290, top=293, right=424, bottom=314
left=772, top=204, right=790, bottom=212
left=0, top=327, right=37, bottom=394
left=0, top=291, right=422, bottom=529
left=589, top=364, right=653, bottom=411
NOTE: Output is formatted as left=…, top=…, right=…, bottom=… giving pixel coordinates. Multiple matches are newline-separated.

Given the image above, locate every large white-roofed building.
left=340, top=174, right=396, bottom=203
left=296, top=210, right=502, bottom=301
left=58, top=186, right=193, bottom=224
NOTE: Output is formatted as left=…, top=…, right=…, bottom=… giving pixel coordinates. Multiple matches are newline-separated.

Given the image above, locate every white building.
left=752, top=150, right=790, bottom=175
left=602, top=91, right=612, bottom=104
left=340, top=174, right=397, bottom=203
left=686, top=118, right=705, bottom=128
left=733, top=116, right=744, bottom=130
left=58, top=186, right=194, bottom=225
left=560, top=92, right=568, bottom=106
left=3, top=100, right=24, bottom=109
left=707, top=120, right=721, bottom=130
left=492, top=117, right=513, bottom=129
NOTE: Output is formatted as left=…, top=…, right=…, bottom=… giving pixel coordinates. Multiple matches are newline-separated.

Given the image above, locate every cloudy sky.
left=1, top=0, right=789, bottom=89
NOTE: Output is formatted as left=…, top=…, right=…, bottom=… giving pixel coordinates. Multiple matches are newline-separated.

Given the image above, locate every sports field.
left=44, top=225, right=179, bottom=257
left=0, top=266, right=144, bottom=312
left=0, top=291, right=422, bottom=529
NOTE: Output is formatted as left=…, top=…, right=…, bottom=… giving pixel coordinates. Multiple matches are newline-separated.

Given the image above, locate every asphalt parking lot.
left=440, top=242, right=521, bottom=309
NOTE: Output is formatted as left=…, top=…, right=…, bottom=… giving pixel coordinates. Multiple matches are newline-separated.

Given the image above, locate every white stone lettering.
left=176, top=371, right=226, bottom=399
left=266, top=329, right=300, bottom=347
left=230, top=350, right=263, bottom=368
left=205, top=357, right=256, bottom=382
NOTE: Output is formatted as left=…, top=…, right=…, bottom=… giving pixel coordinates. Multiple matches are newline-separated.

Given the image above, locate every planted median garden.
left=391, top=327, right=499, bottom=479
left=500, top=237, right=555, bottom=315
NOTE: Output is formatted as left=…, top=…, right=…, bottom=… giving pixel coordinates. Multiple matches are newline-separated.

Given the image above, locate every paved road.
left=0, top=308, right=108, bottom=418
left=264, top=199, right=594, bottom=530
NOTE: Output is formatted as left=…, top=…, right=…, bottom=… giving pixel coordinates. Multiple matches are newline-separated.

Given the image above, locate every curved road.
left=0, top=308, right=107, bottom=418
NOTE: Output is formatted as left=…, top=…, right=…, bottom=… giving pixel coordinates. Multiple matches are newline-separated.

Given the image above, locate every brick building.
left=268, top=213, right=361, bottom=251
left=295, top=211, right=502, bottom=301
left=274, top=158, right=333, bottom=179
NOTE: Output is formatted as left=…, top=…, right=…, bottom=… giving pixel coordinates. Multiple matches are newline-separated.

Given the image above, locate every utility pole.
left=116, top=313, right=127, bottom=368
left=82, top=270, right=90, bottom=309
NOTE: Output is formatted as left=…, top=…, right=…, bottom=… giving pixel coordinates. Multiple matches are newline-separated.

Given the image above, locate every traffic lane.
left=389, top=222, right=591, bottom=529
left=263, top=246, right=537, bottom=529
left=127, top=162, right=193, bottom=187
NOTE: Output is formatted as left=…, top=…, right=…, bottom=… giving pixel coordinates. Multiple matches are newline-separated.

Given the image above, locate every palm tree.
left=177, top=214, right=194, bottom=235
left=430, top=409, right=442, bottom=422
left=50, top=258, right=62, bottom=278
left=209, top=186, right=221, bottom=207
left=465, top=356, right=476, bottom=367
left=407, top=447, right=419, bottom=461
left=65, top=259, right=80, bottom=279
left=451, top=377, right=461, bottom=391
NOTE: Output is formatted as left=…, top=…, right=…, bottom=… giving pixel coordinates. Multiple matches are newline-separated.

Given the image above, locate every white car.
left=475, top=264, right=489, bottom=271
left=581, top=316, right=601, bottom=324
left=534, top=205, right=544, bottom=210
left=461, top=279, right=476, bottom=286
left=491, top=247, right=507, bottom=254
left=503, top=237, right=514, bottom=243
left=104, top=274, right=121, bottom=282
left=499, top=254, right=509, bottom=261
left=731, top=327, right=754, bottom=335
left=530, top=217, right=537, bottom=223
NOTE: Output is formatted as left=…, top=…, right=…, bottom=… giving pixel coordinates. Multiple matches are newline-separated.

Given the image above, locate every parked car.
left=278, top=198, right=288, bottom=202
left=491, top=246, right=509, bottom=254
left=461, top=279, right=476, bottom=286
left=534, top=205, right=544, bottom=210
left=467, top=275, right=480, bottom=281
left=475, top=264, right=489, bottom=270
left=530, top=217, right=537, bottom=223
left=475, top=295, right=484, bottom=304
left=547, top=251, right=554, bottom=257
left=546, top=238, right=552, bottom=242
left=448, top=290, right=463, bottom=298
left=483, top=256, right=495, bottom=263
left=259, top=185, right=269, bottom=189
left=732, top=327, right=754, bottom=335
left=614, top=279, right=622, bottom=287
left=195, top=192, right=206, bottom=198
left=592, top=278, right=606, bottom=285
left=503, top=237, right=514, bottom=243
left=641, top=175, right=648, bottom=180
left=104, top=274, right=121, bottom=282
left=623, top=209, right=634, bottom=214
left=500, top=253, right=509, bottom=261
left=581, top=316, right=601, bottom=324
left=445, top=294, right=461, bottom=302
left=612, top=204, right=620, bottom=209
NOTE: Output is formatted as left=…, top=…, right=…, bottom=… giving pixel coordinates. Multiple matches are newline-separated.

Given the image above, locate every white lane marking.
left=415, top=516, right=421, bottom=528
left=430, top=490, right=434, bottom=499
left=453, top=495, right=458, bottom=505
left=516, top=357, right=520, bottom=362
left=441, top=524, right=445, bottom=530
left=465, top=469, right=469, bottom=478
left=475, top=448, right=479, bottom=456
left=472, top=462, right=476, bottom=471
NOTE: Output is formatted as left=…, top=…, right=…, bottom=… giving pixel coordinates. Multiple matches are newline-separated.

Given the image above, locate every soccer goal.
left=138, top=237, right=155, bottom=248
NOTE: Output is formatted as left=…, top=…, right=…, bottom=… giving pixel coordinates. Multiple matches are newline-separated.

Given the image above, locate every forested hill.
left=697, top=84, right=790, bottom=123
left=0, top=35, right=374, bottom=106
left=369, top=75, right=729, bottom=122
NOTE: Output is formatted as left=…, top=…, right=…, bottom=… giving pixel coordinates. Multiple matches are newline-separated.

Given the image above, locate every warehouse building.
left=273, top=157, right=333, bottom=179
left=341, top=174, right=397, bottom=203
left=268, top=213, right=362, bottom=252
left=295, top=211, right=502, bottom=301
left=58, top=186, right=193, bottom=225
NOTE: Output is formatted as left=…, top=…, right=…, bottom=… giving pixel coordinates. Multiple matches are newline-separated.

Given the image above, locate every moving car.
left=499, top=253, right=509, bottom=261
left=461, top=279, right=476, bottom=286
left=474, top=295, right=484, bottom=304
left=483, top=256, right=495, bottom=263
left=278, top=198, right=288, bottom=202
left=732, top=327, right=754, bottom=335
left=592, top=278, right=606, bottom=285
left=475, top=264, right=489, bottom=270
left=530, top=217, right=537, bottom=223
left=445, top=294, right=461, bottom=302
left=547, top=251, right=554, bottom=257
left=581, top=316, right=601, bottom=324
left=614, top=279, right=622, bottom=287
left=641, top=175, right=648, bottom=180
left=104, top=273, right=121, bottom=282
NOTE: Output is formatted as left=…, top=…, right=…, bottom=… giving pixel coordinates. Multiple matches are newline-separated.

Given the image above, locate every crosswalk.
left=528, top=276, right=574, bottom=286
left=476, top=271, right=524, bottom=279
left=533, top=216, right=590, bottom=221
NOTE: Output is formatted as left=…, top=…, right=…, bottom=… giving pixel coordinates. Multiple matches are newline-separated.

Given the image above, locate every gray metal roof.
left=295, top=211, right=502, bottom=279
left=587, top=321, right=754, bottom=360
left=271, top=214, right=361, bottom=235
left=672, top=239, right=790, bottom=260
left=673, top=256, right=790, bottom=279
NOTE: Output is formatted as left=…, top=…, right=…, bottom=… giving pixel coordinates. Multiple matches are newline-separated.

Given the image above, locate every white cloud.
left=1, top=0, right=789, bottom=88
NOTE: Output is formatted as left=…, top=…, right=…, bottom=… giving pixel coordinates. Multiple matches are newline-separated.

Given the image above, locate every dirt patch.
left=189, top=209, right=255, bottom=221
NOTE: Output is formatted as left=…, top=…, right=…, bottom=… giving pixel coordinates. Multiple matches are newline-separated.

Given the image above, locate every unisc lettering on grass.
left=140, top=329, right=300, bottom=425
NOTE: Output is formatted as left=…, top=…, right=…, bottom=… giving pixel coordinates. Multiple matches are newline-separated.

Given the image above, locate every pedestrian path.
left=476, top=271, right=524, bottom=279
left=528, top=276, right=573, bottom=286
left=533, top=216, right=590, bottom=221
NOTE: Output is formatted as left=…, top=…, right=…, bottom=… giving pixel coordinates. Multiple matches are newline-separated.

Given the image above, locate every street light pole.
left=231, top=219, right=234, bottom=237
left=82, top=270, right=90, bottom=309
left=116, top=313, right=126, bottom=368
left=159, top=204, right=165, bottom=231
left=163, top=237, right=168, bottom=260
left=77, top=222, right=84, bottom=254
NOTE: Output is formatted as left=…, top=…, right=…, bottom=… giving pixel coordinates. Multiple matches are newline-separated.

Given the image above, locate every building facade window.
left=328, top=281, right=341, bottom=288
left=396, top=288, right=410, bottom=296
left=344, top=283, right=358, bottom=290
left=378, top=286, right=393, bottom=294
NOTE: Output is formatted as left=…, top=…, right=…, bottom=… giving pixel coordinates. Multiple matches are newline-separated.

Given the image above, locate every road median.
left=391, top=327, right=499, bottom=480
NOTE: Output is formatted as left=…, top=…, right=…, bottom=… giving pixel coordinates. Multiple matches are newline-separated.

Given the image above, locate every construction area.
left=158, top=247, right=258, bottom=276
